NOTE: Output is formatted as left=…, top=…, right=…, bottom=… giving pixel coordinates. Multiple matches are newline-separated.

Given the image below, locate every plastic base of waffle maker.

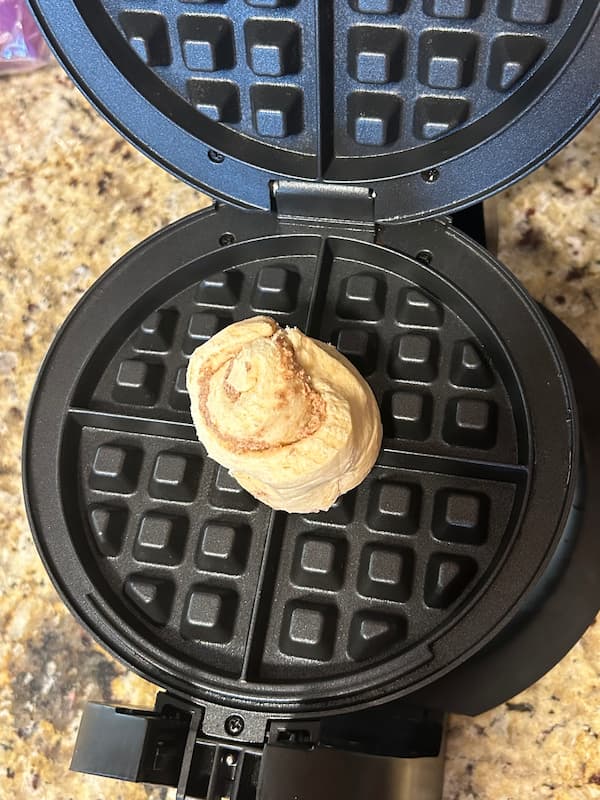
left=23, top=205, right=600, bottom=797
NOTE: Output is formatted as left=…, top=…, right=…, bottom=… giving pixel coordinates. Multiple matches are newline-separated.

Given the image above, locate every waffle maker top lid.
left=29, top=0, right=599, bottom=222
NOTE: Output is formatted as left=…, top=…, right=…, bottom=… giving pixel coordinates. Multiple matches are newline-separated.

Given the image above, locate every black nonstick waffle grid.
left=29, top=1, right=600, bottom=217
left=104, top=0, right=583, bottom=155
left=24, top=207, right=576, bottom=717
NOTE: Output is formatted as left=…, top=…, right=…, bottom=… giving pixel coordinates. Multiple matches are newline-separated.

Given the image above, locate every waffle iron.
left=22, top=2, right=600, bottom=798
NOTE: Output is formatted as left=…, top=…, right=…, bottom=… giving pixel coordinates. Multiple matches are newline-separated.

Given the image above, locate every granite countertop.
left=1, top=65, right=599, bottom=800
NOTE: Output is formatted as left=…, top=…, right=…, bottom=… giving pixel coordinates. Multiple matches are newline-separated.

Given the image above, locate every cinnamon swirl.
left=187, top=316, right=382, bottom=513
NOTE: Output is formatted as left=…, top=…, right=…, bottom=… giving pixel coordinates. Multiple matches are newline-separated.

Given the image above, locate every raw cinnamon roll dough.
left=187, top=316, right=382, bottom=513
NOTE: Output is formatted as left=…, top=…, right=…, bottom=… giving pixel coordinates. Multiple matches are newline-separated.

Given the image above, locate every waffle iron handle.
left=70, top=701, right=191, bottom=787
left=70, top=700, right=264, bottom=799
left=71, top=699, right=446, bottom=800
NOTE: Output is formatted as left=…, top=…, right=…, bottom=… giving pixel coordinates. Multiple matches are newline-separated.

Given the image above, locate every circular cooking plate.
left=24, top=207, right=576, bottom=716
left=30, top=0, right=599, bottom=219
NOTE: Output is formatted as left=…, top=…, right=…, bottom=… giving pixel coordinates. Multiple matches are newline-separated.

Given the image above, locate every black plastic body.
left=20, top=200, right=600, bottom=800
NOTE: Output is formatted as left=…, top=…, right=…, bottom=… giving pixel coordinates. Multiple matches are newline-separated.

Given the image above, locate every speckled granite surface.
left=1, top=65, right=599, bottom=800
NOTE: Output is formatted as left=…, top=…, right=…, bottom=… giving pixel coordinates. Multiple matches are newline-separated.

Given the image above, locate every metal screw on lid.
left=421, top=169, right=440, bottom=184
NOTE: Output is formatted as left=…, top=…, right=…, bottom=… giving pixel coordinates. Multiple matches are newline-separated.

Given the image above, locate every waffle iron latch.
left=71, top=695, right=446, bottom=800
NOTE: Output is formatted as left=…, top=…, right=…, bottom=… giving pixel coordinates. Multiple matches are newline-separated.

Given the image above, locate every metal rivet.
left=421, top=168, right=440, bottom=183
left=225, top=715, right=245, bottom=737
left=416, top=250, right=433, bottom=266
left=208, top=150, right=225, bottom=163
left=219, top=233, right=235, bottom=247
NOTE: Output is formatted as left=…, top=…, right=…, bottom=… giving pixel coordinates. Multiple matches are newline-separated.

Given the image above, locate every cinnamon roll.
left=187, top=316, right=382, bottom=513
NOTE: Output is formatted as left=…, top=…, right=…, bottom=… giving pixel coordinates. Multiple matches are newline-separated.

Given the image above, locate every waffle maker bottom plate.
left=23, top=201, right=592, bottom=700
left=22, top=194, right=600, bottom=798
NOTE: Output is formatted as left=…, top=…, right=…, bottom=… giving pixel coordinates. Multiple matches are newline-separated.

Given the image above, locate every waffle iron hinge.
left=271, top=180, right=377, bottom=241
left=271, top=181, right=490, bottom=256
left=70, top=694, right=446, bottom=800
